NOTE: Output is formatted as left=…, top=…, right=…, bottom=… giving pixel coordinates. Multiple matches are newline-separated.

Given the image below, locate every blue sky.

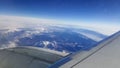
left=0, top=0, right=120, bottom=24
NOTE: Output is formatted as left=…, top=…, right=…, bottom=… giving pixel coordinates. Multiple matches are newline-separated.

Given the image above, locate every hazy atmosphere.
left=0, top=0, right=120, bottom=52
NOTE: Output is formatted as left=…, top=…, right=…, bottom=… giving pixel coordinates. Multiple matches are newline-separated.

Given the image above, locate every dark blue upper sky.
left=0, top=0, right=120, bottom=24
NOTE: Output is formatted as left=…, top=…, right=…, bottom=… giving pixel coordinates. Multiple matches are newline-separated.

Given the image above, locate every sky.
left=0, top=0, right=120, bottom=35
left=0, top=0, right=120, bottom=24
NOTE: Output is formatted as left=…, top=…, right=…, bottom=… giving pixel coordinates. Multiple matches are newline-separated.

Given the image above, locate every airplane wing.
left=60, top=31, right=120, bottom=68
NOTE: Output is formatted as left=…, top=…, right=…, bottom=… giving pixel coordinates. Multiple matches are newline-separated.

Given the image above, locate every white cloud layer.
left=77, top=23, right=120, bottom=35
left=0, top=15, right=119, bottom=35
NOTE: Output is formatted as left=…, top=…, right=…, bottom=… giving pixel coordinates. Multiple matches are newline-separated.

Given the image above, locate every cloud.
left=64, top=23, right=120, bottom=35
left=79, top=23, right=120, bottom=35
left=0, top=15, right=58, bottom=31
left=0, top=15, right=119, bottom=35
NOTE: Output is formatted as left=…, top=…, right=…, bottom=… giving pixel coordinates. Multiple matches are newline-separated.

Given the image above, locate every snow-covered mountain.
left=0, top=25, right=107, bottom=53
